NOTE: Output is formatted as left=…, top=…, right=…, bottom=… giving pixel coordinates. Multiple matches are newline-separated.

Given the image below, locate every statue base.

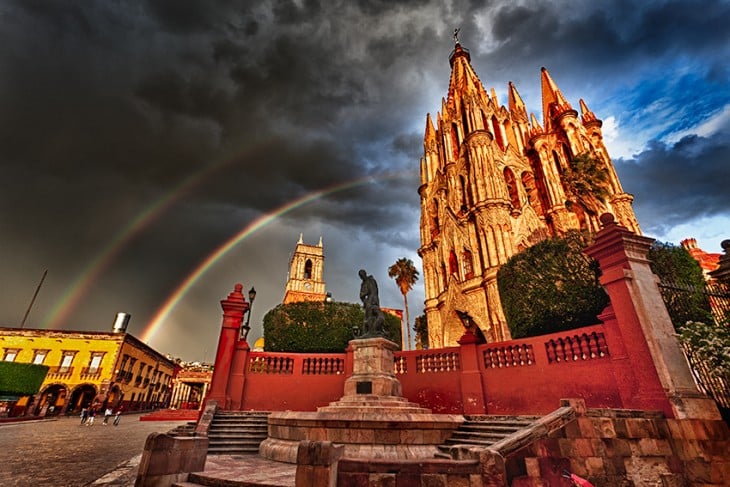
left=259, top=336, right=464, bottom=463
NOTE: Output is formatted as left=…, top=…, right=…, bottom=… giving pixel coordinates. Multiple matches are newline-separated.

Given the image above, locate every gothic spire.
left=579, top=98, right=600, bottom=125
left=540, top=67, right=573, bottom=130
left=424, top=112, right=437, bottom=142
left=508, top=81, right=527, bottom=120
left=446, top=42, right=487, bottom=110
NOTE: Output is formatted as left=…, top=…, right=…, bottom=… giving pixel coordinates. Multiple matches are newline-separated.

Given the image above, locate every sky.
left=1, top=0, right=728, bottom=362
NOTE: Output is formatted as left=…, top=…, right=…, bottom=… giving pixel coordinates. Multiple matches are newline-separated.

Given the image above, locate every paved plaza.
left=0, top=414, right=187, bottom=486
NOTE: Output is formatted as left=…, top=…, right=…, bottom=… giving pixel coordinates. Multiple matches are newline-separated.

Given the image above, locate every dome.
left=252, top=337, right=265, bottom=351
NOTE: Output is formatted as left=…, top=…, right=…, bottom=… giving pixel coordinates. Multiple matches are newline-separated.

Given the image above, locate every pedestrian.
left=80, top=407, right=88, bottom=425
left=102, top=407, right=112, bottom=425
left=113, top=408, right=122, bottom=426
left=87, top=407, right=96, bottom=426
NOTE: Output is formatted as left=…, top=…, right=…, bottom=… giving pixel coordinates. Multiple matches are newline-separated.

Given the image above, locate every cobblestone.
left=0, top=414, right=187, bottom=486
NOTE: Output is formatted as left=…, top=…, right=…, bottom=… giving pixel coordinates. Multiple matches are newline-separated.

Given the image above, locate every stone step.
left=316, top=405, right=431, bottom=414
left=438, top=415, right=540, bottom=456
left=208, top=425, right=268, bottom=436
left=459, top=424, right=531, bottom=433
left=206, top=410, right=270, bottom=455
left=180, top=471, right=291, bottom=487
left=211, top=417, right=269, bottom=423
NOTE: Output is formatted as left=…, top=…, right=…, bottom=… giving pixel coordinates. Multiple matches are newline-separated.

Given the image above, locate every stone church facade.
left=418, top=42, right=641, bottom=348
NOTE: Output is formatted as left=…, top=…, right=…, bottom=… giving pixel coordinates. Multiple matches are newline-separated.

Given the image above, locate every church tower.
left=283, top=234, right=326, bottom=304
left=418, top=40, right=640, bottom=348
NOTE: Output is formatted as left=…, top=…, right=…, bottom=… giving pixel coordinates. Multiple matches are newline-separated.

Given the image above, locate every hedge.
left=263, top=301, right=402, bottom=352
left=497, top=231, right=609, bottom=338
left=0, top=362, right=49, bottom=395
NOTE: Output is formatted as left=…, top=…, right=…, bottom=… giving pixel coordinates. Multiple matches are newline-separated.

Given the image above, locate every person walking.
left=80, top=407, right=88, bottom=425
left=102, top=407, right=112, bottom=425
left=87, top=407, right=96, bottom=426
left=113, top=408, right=122, bottom=426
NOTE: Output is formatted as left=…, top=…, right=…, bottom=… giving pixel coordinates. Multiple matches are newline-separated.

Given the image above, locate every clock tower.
left=283, top=234, right=327, bottom=304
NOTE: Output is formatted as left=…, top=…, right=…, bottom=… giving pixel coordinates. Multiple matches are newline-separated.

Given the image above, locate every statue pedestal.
left=343, top=337, right=402, bottom=398
left=259, top=337, right=464, bottom=463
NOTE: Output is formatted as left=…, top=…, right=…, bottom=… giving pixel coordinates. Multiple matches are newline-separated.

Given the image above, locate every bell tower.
left=283, top=234, right=326, bottom=304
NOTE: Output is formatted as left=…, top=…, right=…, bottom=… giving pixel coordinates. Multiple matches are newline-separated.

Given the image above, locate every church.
left=418, top=41, right=641, bottom=348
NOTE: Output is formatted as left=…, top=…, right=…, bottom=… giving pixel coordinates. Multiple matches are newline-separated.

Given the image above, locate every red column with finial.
left=585, top=214, right=720, bottom=419
left=205, top=283, right=249, bottom=410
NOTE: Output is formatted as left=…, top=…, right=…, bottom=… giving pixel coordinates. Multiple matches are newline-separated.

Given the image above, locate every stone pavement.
left=95, top=453, right=296, bottom=487
left=0, top=413, right=187, bottom=486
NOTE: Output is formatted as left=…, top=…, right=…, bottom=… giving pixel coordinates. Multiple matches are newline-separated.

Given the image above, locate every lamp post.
left=241, top=286, right=256, bottom=341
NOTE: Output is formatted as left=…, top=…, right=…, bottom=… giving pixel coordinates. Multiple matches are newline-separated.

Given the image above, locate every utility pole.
left=20, top=269, right=47, bottom=328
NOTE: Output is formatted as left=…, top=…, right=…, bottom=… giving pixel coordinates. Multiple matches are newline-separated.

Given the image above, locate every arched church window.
left=553, top=151, right=563, bottom=175
left=431, top=199, right=440, bottom=238
left=462, top=109, right=469, bottom=135
left=450, top=123, right=459, bottom=160
left=491, top=115, right=504, bottom=150
left=462, top=249, right=474, bottom=279
left=562, top=143, right=572, bottom=161
left=304, top=259, right=312, bottom=279
left=459, top=175, right=468, bottom=210
left=521, top=172, right=543, bottom=215
left=449, top=250, right=459, bottom=277
left=503, top=167, right=520, bottom=209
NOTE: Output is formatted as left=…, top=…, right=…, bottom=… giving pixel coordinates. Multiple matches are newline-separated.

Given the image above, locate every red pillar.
left=585, top=214, right=720, bottom=419
left=205, top=283, right=249, bottom=410
left=458, top=330, right=487, bottom=414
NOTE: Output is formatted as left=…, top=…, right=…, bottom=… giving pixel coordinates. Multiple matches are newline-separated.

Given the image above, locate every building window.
left=33, top=350, right=49, bottom=364
left=88, top=352, right=104, bottom=373
left=3, top=349, right=19, bottom=362
left=59, top=351, right=76, bottom=373
left=304, top=259, right=312, bottom=279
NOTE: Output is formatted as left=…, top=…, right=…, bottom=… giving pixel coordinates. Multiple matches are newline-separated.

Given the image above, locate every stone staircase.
left=169, top=421, right=197, bottom=437
left=207, top=411, right=270, bottom=455
left=438, top=415, right=541, bottom=455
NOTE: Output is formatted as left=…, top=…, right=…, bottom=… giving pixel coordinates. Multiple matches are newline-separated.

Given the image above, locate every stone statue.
left=358, top=269, right=386, bottom=338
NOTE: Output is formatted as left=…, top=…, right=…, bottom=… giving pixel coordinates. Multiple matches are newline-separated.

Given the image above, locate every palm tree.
left=562, top=152, right=611, bottom=217
left=388, top=258, right=419, bottom=350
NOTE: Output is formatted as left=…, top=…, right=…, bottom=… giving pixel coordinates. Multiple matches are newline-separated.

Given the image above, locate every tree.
left=413, top=314, right=429, bottom=350
left=497, top=231, right=609, bottom=338
left=648, top=241, right=713, bottom=327
left=388, top=258, right=420, bottom=350
left=562, top=152, right=611, bottom=217
left=263, top=301, right=402, bottom=352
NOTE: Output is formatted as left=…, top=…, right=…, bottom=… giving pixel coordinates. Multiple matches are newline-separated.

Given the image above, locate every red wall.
left=240, top=351, right=348, bottom=411
left=229, top=323, right=625, bottom=415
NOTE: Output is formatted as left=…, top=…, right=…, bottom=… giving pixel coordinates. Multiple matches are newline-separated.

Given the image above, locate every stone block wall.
left=336, top=458, right=482, bottom=487
left=508, top=409, right=730, bottom=486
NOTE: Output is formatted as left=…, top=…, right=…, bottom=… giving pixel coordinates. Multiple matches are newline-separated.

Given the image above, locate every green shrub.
left=263, top=301, right=402, bottom=352
left=497, top=231, right=609, bottom=338
left=0, top=362, right=49, bottom=395
left=648, top=241, right=713, bottom=327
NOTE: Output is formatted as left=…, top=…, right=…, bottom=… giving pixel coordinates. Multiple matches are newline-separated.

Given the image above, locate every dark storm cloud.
left=1, top=0, right=727, bottom=358
left=616, top=127, right=730, bottom=236
left=483, top=1, right=730, bottom=86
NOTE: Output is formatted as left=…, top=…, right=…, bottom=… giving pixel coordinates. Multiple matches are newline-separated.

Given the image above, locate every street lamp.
left=241, top=286, right=256, bottom=341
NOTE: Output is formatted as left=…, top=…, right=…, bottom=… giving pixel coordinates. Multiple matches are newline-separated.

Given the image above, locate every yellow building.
left=0, top=323, right=176, bottom=418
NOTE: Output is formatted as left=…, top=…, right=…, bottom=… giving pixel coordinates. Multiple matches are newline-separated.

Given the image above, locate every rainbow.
left=140, top=172, right=413, bottom=345
left=42, top=171, right=208, bottom=329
